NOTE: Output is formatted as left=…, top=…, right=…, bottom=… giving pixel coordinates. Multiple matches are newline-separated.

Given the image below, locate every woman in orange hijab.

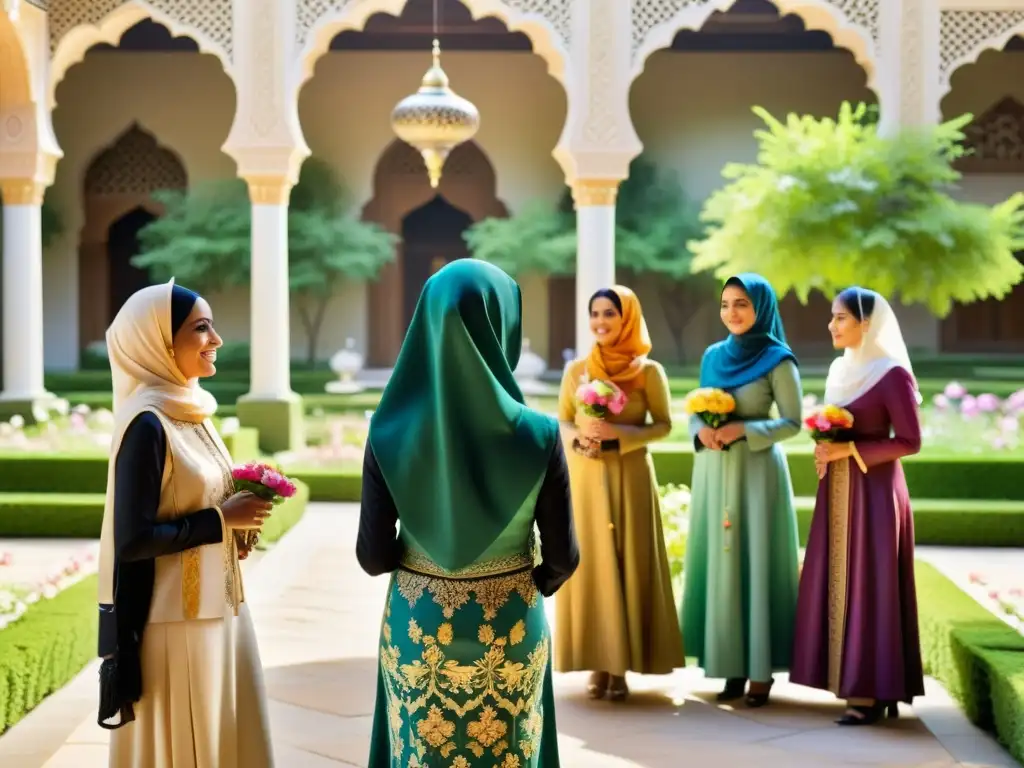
left=554, top=286, right=685, bottom=701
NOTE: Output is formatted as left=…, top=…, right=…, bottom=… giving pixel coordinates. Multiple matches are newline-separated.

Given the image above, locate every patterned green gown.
left=369, top=485, right=560, bottom=768
left=680, top=360, right=803, bottom=682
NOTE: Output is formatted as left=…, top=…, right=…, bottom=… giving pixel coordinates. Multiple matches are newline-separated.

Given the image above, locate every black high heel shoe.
left=745, top=679, right=774, bottom=708
left=836, top=702, right=886, bottom=726
left=717, top=678, right=747, bottom=702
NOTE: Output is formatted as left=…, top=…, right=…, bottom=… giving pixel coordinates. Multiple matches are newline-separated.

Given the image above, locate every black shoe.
left=887, top=701, right=900, bottom=719
left=745, top=679, right=774, bottom=708
left=717, top=678, right=747, bottom=702
left=837, top=703, right=886, bottom=726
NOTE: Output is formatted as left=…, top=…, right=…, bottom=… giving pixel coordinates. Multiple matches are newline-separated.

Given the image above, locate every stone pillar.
left=0, top=179, right=47, bottom=412
left=554, top=0, right=642, bottom=361
left=877, top=0, right=942, bottom=136
left=224, top=0, right=310, bottom=452
left=570, top=179, right=618, bottom=357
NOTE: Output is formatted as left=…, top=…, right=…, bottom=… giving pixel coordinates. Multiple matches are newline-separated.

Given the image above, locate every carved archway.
left=293, top=0, right=570, bottom=96
left=629, top=0, right=879, bottom=91
left=77, top=123, right=187, bottom=348
left=48, top=0, right=236, bottom=106
left=362, top=139, right=508, bottom=365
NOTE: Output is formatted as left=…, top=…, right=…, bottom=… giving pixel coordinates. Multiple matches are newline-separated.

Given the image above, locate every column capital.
left=570, top=178, right=620, bottom=207
left=0, top=178, right=46, bottom=205
left=243, top=175, right=293, bottom=205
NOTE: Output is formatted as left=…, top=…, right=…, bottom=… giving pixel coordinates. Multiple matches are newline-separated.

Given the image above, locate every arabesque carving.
left=940, top=9, right=1024, bottom=93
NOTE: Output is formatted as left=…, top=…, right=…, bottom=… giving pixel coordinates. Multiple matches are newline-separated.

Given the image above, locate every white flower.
left=9, top=415, right=24, bottom=429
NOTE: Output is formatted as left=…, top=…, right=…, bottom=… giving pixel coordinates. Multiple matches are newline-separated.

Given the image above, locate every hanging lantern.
left=391, top=39, right=480, bottom=189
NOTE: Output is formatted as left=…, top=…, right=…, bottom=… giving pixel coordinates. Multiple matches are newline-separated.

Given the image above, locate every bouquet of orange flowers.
left=804, top=404, right=854, bottom=442
left=682, top=387, right=736, bottom=429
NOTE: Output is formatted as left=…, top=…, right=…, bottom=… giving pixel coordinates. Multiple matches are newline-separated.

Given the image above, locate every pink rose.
left=608, top=392, right=627, bottom=415
left=932, top=394, right=949, bottom=409
left=581, top=388, right=599, bottom=406
left=814, top=416, right=831, bottom=431
left=232, top=464, right=262, bottom=482
left=944, top=381, right=967, bottom=399
left=977, top=393, right=1001, bottom=413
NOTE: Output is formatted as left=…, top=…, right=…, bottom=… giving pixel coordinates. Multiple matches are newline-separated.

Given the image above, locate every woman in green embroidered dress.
left=357, top=259, right=580, bottom=768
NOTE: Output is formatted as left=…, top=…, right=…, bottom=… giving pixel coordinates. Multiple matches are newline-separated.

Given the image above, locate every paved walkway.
left=2, top=504, right=1018, bottom=767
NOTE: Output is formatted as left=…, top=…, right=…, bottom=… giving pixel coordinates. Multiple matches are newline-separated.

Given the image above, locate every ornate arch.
left=292, top=0, right=571, bottom=97
left=362, top=139, right=508, bottom=365
left=48, top=0, right=235, bottom=106
left=77, top=123, right=187, bottom=349
left=939, top=9, right=1024, bottom=99
left=83, top=122, right=188, bottom=198
left=629, top=0, right=879, bottom=90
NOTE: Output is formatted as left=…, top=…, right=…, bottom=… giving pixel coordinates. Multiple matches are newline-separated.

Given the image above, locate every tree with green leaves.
left=689, top=102, right=1024, bottom=315
left=462, top=201, right=577, bottom=277
left=134, top=159, right=397, bottom=364
left=615, top=157, right=708, bottom=360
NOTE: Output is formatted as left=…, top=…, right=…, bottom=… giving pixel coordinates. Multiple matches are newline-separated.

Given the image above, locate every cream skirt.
left=108, top=604, right=273, bottom=768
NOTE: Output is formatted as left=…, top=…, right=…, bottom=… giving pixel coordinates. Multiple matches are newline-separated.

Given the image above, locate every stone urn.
left=514, top=339, right=554, bottom=396
left=326, top=338, right=365, bottom=394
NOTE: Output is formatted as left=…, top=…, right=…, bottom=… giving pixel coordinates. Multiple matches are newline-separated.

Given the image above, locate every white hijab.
left=98, top=280, right=217, bottom=605
left=824, top=291, right=921, bottom=407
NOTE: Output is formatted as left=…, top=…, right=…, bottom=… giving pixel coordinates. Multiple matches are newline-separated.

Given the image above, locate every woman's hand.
left=578, top=415, right=616, bottom=441
left=697, top=426, right=721, bottom=451
left=221, top=491, right=273, bottom=530
left=814, top=441, right=853, bottom=465
left=714, top=421, right=746, bottom=447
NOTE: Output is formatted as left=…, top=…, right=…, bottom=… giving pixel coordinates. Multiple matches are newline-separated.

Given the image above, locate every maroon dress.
left=790, top=366, right=924, bottom=703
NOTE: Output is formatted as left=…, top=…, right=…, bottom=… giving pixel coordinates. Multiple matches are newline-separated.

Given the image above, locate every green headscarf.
left=367, top=259, right=559, bottom=572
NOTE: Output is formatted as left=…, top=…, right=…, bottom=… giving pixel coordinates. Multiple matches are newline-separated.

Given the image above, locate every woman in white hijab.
left=790, top=287, right=925, bottom=727
left=97, top=281, right=275, bottom=767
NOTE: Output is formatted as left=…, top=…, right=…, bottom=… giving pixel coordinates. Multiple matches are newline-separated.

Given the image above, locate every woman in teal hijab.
left=680, top=273, right=803, bottom=708
left=357, top=259, right=579, bottom=768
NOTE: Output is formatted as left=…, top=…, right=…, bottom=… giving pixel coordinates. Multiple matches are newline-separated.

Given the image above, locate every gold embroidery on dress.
left=380, top=612, right=548, bottom=766
left=397, top=569, right=538, bottom=621
left=828, top=458, right=852, bottom=694
left=400, top=539, right=537, bottom=580
left=170, top=419, right=241, bottom=617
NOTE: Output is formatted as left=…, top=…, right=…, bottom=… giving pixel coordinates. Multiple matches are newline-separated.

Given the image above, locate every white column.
left=0, top=180, right=46, bottom=401
left=246, top=177, right=293, bottom=399
left=876, top=0, right=941, bottom=137
left=572, top=179, right=618, bottom=358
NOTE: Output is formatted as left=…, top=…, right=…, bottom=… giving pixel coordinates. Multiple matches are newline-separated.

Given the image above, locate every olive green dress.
left=680, top=360, right=802, bottom=682
left=554, top=358, right=685, bottom=676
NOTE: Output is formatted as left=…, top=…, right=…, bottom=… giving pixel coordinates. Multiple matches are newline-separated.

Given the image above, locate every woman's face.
left=828, top=297, right=866, bottom=350
left=172, top=298, right=223, bottom=379
left=720, top=284, right=756, bottom=336
left=589, top=297, right=623, bottom=345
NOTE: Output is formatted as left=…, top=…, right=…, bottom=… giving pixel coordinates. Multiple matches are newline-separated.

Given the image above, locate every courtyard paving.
left=1, top=504, right=1018, bottom=767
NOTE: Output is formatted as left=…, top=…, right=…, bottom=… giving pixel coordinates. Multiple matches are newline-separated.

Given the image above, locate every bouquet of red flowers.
left=230, top=462, right=297, bottom=555
left=804, top=405, right=854, bottom=442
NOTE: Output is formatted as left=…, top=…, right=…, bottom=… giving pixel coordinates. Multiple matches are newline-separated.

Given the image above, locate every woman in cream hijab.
left=97, top=281, right=275, bottom=767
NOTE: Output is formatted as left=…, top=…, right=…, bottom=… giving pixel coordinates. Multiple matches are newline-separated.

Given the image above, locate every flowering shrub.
left=660, top=484, right=691, bottom=590
left=0, top=403, right=114, bottom=453
left=278, top=411, right=369, bottom=469
left=0, top=548, right=96, bottom=631
left=929, top=382, right=1023, bottom=452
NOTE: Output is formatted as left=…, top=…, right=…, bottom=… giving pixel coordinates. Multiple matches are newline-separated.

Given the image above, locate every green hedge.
left=0, top=576, right=97, bottom=734
left=0, top=482, right=308, bottom=541
left=915, top=562, right=1024, bottom=763
left=1, top=448, right=1021, bottom=502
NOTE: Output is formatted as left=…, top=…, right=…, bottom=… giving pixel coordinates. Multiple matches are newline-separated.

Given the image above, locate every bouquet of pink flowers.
left=574, top=379, right=628, bottom=458
left=230, top=462, right=298, bottom=556
left=232, top=462, right=298, bottom=505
